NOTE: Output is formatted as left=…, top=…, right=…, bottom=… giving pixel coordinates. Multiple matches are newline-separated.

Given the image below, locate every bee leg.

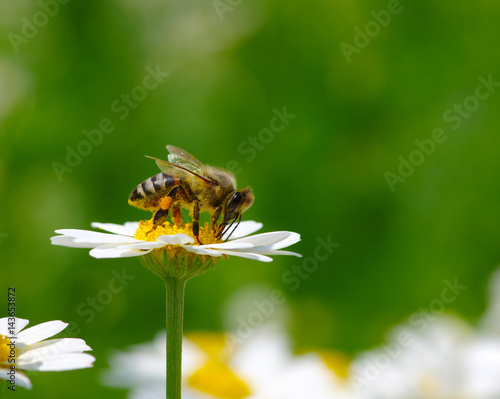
left=211, top=206, right=222, bottom=233
left=192, top=200, right=203, bottom=245
left=216, top=221, right=226, bottom=239
left=153, top=186, right=180, bottom=227
left=172, top=206, right=182, bottom=225
left=153, top=208, right=169, bottom=226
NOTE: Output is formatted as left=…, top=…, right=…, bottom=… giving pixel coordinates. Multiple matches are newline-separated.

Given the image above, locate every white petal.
left=81, top=240, right=161, bottom=259
left=156, top=234, right=195, bottom=245
left=225, top=232, right=302, bottom=257
left=116, top=241, right=166, bottom=250
left=24, top=353, right=96, bottom=371
left=129, top=384, right=165, bottom=399
left=248, top=250, right=302, bottom=257
left=0, top=369, right=32, bottom=389
left=181, top=338, right=208, bottom=376
left=230, top=324, right=292, bottom=387
left=263, top=353, right=339, bottom=398
left=182, top=245, right=224, bottom=257
left=18, top=338, right=91, bottom=365
left=103, top=348, right=165, bottom=387
left=223, top=221, right=263, bottom=240
left=264, top=232, right=301, bottom=250
left=218, top=249, right=273, bottom=262
left=52, top=229, right=139, bottom=246
left=202, top=241, right=254, bottom=250
left=228, top=231, right=300, bottom=249
left=462, top=337, right=500, bottom=396
left=50, top=235, right=102, bottom=248
left=17, top=321, right=68, bottom=346
left=89, top=244, right=154, bottom=259
left=0, top=317, right=29, bottom=336
left=91, top=221, right=140, bottom=236
left=101, top=333, right=206, bottom=391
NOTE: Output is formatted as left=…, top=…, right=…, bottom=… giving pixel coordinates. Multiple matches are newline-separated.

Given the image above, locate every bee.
left=128, top=145, right=254, bottom=243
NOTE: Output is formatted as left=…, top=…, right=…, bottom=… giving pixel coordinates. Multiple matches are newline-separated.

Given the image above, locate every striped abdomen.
left=128, top=172, right=178, bottom=211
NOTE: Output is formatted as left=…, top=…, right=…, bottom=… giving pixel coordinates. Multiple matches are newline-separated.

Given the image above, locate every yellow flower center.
left=188, top=359, right=251, bottom=399
left=299, top=348, right=351, bottom=379
left=318, top=349, right=351, bottom=379
left=134, top=220, right=223, bottom=280
left=186, top=332, right=227, bottom=357
left=186, top=332, right=251, bottom=399
left=134, top=220, right=221, bottom=245
left=0, top=335, right=16, bottom=364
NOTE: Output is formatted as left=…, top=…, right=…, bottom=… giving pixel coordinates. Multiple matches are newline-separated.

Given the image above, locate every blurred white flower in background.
left=349, top=315, right=500, bottom=398
left=348, top=267, right=500, bottom=399
left=102, top=323, right=353, bottom=399
left=101, top=283, right=354, bottom=398
left=102, top=268, right=500, bottom=398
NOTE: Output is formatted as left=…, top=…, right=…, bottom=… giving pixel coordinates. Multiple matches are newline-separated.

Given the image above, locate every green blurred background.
left=1, top=0, right=500, bottom=397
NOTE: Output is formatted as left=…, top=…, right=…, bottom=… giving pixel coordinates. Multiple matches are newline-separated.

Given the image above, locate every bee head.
left=224, top=187, right=254, bottom=222
left=218, top=187, right=254, bottom=239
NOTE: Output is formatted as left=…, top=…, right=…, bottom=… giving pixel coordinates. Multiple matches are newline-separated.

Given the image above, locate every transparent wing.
left=166, top=145, right=204, bottom=174
left=146, top=156, right=212, bottom=183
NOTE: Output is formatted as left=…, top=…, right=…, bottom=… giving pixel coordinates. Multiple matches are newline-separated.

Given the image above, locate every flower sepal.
left=139, top=244, right=220, bottom=281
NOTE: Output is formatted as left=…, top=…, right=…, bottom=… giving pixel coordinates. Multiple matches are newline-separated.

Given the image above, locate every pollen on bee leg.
left=172, top=206, right=182, bottom=225
left=159, top=196, right=173, bottom=210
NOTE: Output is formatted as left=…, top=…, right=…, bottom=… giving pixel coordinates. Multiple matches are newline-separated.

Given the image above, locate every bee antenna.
left=220, top=224, right=231, bottom=239
left=223, top=214, right=241, bottom=241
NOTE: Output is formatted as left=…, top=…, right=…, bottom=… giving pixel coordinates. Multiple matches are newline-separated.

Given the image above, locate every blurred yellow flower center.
left=188, top=359, right=251, bottom=399
left=0, top=335, right=15, bottom=364
left=186, top=332, right=251, bottom=399
left=419, top=374, right=442, bottom=397
left=317, top=349, right=351, bottom=379
left=187, top=332, right=227, bottom=357
left=134, top=220, right=221, bottom=245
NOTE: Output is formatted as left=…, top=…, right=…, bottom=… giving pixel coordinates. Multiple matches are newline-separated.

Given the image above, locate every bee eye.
left=227, top=192, right=243, bottom=213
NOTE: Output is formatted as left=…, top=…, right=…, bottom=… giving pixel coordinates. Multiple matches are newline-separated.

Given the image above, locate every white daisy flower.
left=101, top=324, right=352, bottom=399
left=51, top=220, right=300, bottom=262
left=51, top=220, right=301, bottom=280
left=0, top=317, right=95, bottom=390
left=349, top=314, right=500, bottom=399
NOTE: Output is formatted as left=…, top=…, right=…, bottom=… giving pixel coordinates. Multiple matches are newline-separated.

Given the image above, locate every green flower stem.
left=165, top=276, right=187, bottom=399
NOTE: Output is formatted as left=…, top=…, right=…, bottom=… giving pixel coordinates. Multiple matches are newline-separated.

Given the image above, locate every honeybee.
left=129, top=145, right=254, bottom=243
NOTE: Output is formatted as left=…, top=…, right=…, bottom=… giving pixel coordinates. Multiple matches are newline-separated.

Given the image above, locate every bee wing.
left=166, top=145, right=204, bottom=175
left=146, top=156, right=213, bottom=183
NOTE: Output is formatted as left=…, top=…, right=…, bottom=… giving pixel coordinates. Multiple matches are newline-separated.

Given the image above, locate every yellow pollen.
left=0, top=335, right=15, bottom=364
left=188, top=359, right=251, bottom=399
left=134, top=220, right=221, bottom=245
left=185, top=332, right=227, bottom=358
